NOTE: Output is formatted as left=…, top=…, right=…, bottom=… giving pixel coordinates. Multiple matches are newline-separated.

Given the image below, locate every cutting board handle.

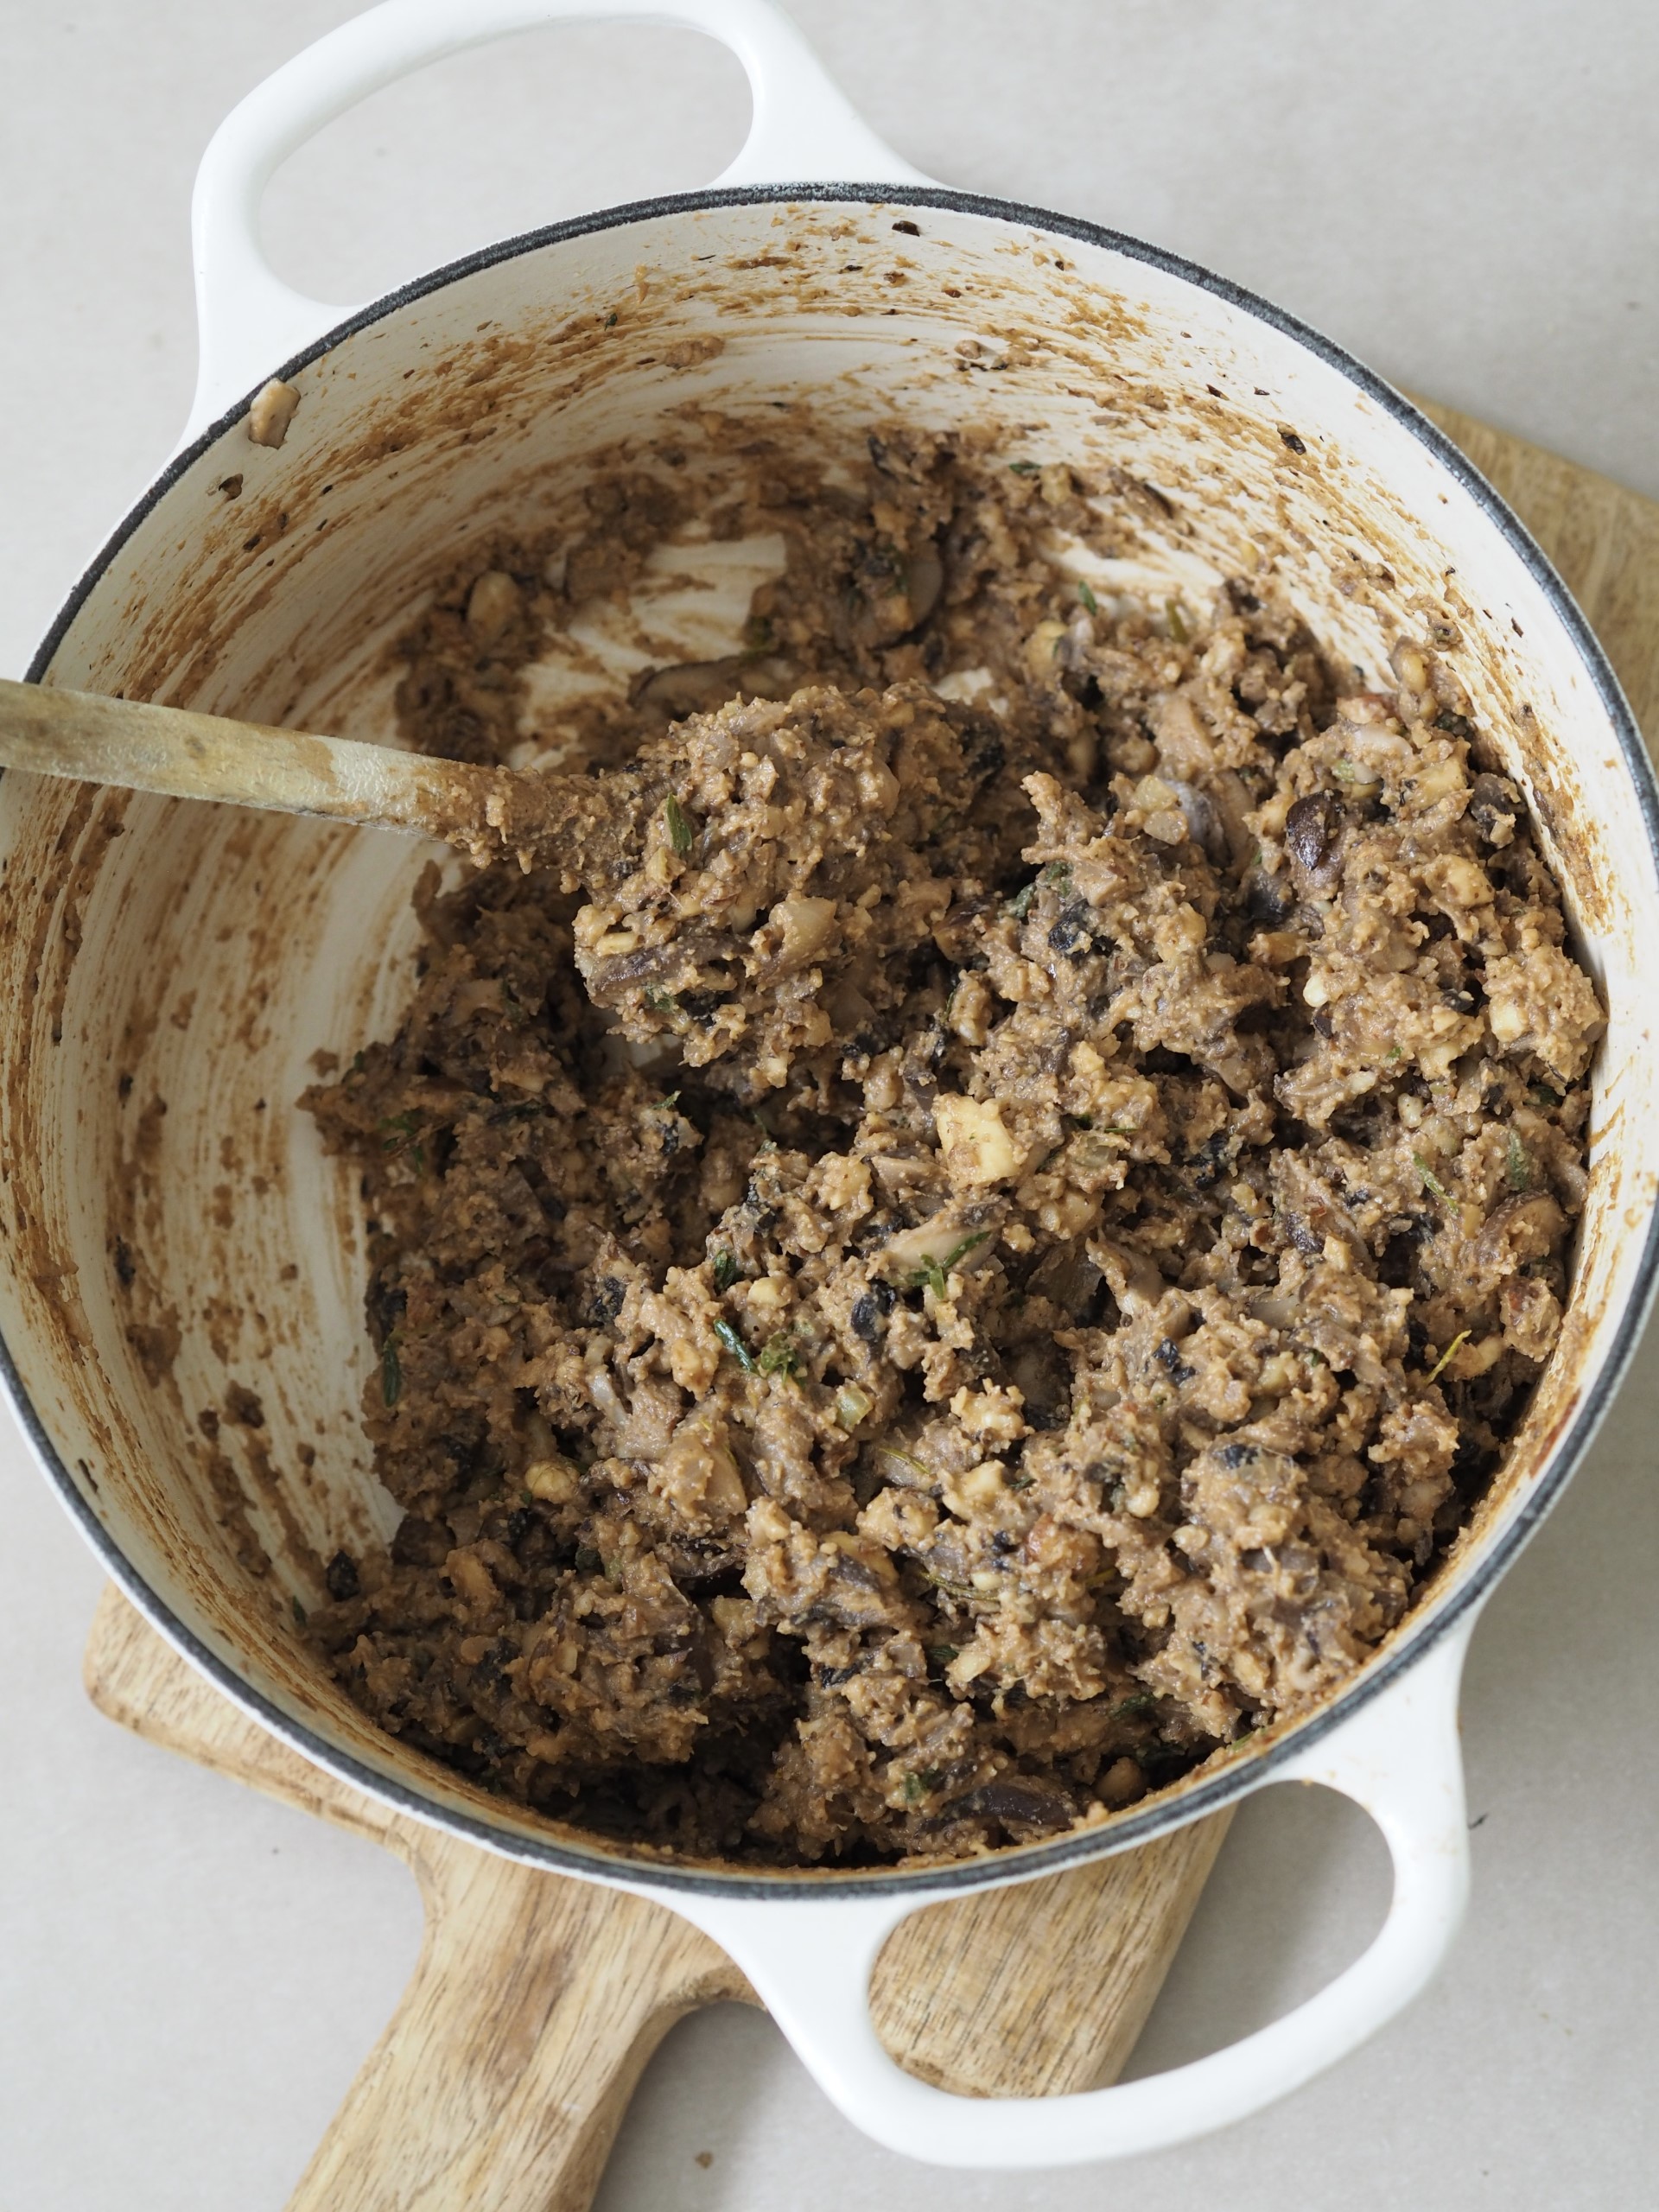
left=284, top=1834, right=743, bottom=2212
left=83, top=1584, right=1231, bottom=2204
left=681, top=1618, right=1479, bottom=2170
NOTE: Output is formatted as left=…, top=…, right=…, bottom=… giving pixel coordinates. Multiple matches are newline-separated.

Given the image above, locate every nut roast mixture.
left=302, top=428, right=1599, bottom=1865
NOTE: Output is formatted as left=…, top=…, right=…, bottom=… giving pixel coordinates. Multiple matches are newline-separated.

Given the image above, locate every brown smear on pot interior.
left=298, top=422, right=1602, bottom=1866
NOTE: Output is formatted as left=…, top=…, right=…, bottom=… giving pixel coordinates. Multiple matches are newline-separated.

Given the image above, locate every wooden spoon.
left=0, top=676, right=629, bottom=882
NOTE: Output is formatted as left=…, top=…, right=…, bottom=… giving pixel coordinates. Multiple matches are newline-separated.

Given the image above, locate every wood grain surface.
left=81, top=402, right=1658, bottom=2210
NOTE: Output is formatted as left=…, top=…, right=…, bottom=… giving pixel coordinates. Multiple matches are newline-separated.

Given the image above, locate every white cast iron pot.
left=6, top=0, right=1656, bottom=2169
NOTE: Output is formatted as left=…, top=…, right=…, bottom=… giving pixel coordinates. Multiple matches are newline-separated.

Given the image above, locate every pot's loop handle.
left=678, top=1619, right=1478, bottom=2168
left=185, top=0, right=930, bottom=446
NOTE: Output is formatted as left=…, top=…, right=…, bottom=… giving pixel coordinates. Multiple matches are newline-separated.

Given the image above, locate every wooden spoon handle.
left=0, top=677, right=521, bottom=855
left=284, top=1836, right=748, bottom=2212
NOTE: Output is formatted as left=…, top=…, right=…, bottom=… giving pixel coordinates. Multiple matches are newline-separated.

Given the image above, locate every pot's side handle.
left=184, top=0, right=930, bottom=448
left=677, top=1618, right=1479, bottom=2170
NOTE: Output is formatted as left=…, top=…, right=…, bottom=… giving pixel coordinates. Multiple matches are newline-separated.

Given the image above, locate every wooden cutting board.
left=82, top=399, right=1659, bottom=2212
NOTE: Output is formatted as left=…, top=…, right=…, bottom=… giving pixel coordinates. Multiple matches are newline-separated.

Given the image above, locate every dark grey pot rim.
left=12, top=181, right=1659, bottom=1900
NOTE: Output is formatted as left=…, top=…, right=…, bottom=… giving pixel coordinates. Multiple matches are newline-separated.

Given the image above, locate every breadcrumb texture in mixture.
left=302, top=428, right=1599, bottom=1866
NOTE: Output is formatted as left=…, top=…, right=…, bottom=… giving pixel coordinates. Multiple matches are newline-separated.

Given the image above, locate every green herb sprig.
left=1413, top=1153, right=1450, bottom=1204
left=378, top=1111, right=424, bottom=1170
left=1006, top=860, right=1071, bottom=920
left=906, top=1230, right=990, bottom=1300
left=713, top=1319, right=755, bottom=1373
left=1427, top=1329, right=1471, bottom=1383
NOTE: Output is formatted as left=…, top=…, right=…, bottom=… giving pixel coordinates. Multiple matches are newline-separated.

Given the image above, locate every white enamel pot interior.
left=5, top=0, right=1657, bottom=2169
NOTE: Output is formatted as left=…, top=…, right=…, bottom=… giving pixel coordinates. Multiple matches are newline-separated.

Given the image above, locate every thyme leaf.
left=714, top=1318, right=756, bottom=1373
left=1427, top=1329, right=1471, bottom=1383
left=1413, top=1153, right=1450, bottom=1203
left=905, top=1235, right=987, bottom=1300
left=663, top=792, right=696, bottom=856
left=757, top=1331, right=804, bottom=1379
left=378, top=1110, right=423, bottom=1169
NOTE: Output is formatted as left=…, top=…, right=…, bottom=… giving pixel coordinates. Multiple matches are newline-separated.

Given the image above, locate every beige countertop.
left=1, top=4, right=1654, bottom=2206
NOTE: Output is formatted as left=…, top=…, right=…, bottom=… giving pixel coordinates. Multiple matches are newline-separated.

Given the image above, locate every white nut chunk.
left=466, top=569, right=522, bottom=646
left=933, top=1094, right=1027, bottom=1187
left=652, top=1417, right=747, bottom=1529
left=523, top=1456, right=581, bottom=1504
left=768, top=895, right=837, bottom=965
left=943, top=1460, right=1010, bottom=1518
left=882, top=1208, right=984, bottom=1274
left=1024, top=618, right=1069, bottom=679
left=246, top=378, right=301, bottom=448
